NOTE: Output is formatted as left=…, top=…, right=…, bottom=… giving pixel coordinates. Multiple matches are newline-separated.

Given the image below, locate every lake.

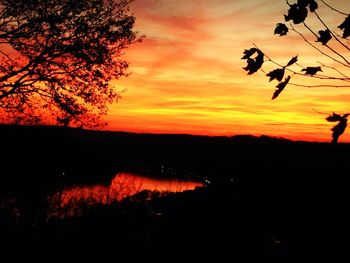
left=48, top=172, right=204, bottom=218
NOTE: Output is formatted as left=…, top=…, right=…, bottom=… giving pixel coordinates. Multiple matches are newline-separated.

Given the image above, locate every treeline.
left=1, top=124, right=350, bottom=192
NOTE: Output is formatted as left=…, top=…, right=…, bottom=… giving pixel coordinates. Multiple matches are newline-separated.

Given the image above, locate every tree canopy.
left=0, top=0, right=140, bottom=127
left=242, top=0, right=350, bottom=143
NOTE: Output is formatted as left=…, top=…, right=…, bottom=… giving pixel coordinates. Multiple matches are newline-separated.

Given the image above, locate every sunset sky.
left=106, top=0, right=350, bottom=142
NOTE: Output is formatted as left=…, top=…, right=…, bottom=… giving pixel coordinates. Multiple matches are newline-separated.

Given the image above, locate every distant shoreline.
left=0, top=123, right=339, bottom=144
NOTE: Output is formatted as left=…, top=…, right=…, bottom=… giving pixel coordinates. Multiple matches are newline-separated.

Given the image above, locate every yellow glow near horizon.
left=105, top=0, right=350, bottom=142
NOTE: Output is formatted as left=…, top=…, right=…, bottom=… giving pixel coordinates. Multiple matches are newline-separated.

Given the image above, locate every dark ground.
left=0, top=125, right=350, bottom=262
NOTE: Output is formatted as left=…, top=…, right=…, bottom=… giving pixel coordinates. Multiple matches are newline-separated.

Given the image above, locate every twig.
left=253, top=43, right=294, bottom=69
left=253, top=43, right=350, bottom=82
left=312, top=108, right=329, bottom=115
left=314, top=11, right=350, bottom=52
left=302, top=22, right=318, bottom=38
left=259, top=67, right=267, bottom=75
left=289, top=82, right=350, bottom=88
left=290, top=24, right=350, bottom=67
left=0, top=49, right=15, bottom=63
left=320, top=0, right=348, bottom=16
left=302, top=22, right=350, bottom=65
left=295, top=62, right=305, bottom=69
left=316, top=61, right=349, bottom=78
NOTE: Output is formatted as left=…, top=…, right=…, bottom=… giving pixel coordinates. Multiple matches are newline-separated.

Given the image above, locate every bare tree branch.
left=320, top=0, right=348, bottom=16
left=314, top=11, right=350, bottom=52
left=0, top=0, right=141, bottom=127
left=290, top=24, right=350, bottom=67
left=289, top=83, right=350, bottom=88
left=302, top=22, right=350, bottom=65
left=316, top=61, right=350, bottom=79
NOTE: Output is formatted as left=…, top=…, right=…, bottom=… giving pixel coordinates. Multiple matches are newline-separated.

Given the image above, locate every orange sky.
left=105, top=0, right=350, bottom=142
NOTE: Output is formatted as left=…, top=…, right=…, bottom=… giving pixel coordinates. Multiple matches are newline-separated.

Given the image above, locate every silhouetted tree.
left=0, top=0, right=141, bottom=127
left=242, top=0, right=350, bottom=143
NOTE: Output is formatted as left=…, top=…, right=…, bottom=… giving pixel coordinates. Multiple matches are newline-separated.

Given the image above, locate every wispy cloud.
left=106, top=0, right=350, bottom=142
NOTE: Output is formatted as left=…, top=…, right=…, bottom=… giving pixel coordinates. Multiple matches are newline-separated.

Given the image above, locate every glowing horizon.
left=104, top=0, right=350, bottom=142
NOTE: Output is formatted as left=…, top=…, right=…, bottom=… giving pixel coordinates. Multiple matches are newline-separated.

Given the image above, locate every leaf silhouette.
left=316, top=29, right=332, bottom=45
left=338, top=15, right=350, bottom=38
left=266, top=68, right=285, bottom=82
left=326, top=112, right=346, bottom=122
left=297, top=0, right=308, bottom=6
left=242, top=49, right=264, bottom=75
left=325, top=112, right=350, bottom=143
left=308, top=0, right=318, bottom=12
left=301, top=66, right=322, bottom=75
left=284, top=4, right=308, bottom=24
left=297, top=0, right=318, bottom=12
left=274, top=23, right=289, bottom=36
left=272, top=75, right=291, bottom=100
left=331, top=119, right=348, bottom=144
left=241, top=48, right=258, bottom=59
left=286, top=55, right=298, bottom=67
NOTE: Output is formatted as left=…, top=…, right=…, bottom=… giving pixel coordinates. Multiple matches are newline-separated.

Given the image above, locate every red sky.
left=105, top=0, right=350, bottom=142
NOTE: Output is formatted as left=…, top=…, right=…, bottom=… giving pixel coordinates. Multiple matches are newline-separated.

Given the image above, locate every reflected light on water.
left=109, top=172, right=203, bottom=200
left=55, top=172, right=203, bottom=217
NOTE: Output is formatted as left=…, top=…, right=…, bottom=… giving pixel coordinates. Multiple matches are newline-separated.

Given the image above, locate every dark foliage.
left=242, top=48, right=264, bottom=75
left=242, top=1, right=350, bottom=143
left=316, top=29, right=332, bottom=45
left=0, top=0, right=140, bottom=127
left=286, top=55, right=298, bottom=67
left=326, top=113, right=349, bottom=144
left=338, top=15, right=350, bottom=38
left=266, top=68, right=285, bottom=82
left=284, top=4, right=308, bottom=24
left=241, top=48, right=258, bottom=59
left=330, top=118, right=348, bottom=144
left=274, top=23, right=289, bottom=36
left=272, top=75, right=291, bottom=100
left=301, top=66, right=322, bottom=75
left=326, top=112, right=344, bottom=122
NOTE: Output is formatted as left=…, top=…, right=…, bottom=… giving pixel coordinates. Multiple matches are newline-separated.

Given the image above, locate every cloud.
left=106, top=0, right=350, bottom=142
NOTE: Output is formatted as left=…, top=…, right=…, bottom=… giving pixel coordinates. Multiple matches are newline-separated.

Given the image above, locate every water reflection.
left=50, top=172, right=203, bottom=218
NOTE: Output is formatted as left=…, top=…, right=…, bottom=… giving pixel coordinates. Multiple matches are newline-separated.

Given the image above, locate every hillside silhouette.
left=1, top=124, right=350, bottom=262
left=1, top=124, right=349, bottom=190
